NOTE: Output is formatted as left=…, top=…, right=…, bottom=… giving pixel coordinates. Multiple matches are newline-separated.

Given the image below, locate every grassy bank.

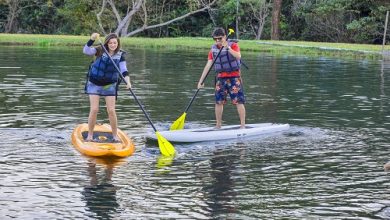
left=0, top=33, right=389, bottom=59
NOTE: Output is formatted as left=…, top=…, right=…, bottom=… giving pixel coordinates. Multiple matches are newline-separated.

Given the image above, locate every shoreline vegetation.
left=1, top=33, right=389, bottom=60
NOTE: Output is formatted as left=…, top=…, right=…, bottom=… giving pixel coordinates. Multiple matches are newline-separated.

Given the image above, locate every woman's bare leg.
left=87, top=95, right=100, bottom=141
left=105, top=96, right=119, bottom=141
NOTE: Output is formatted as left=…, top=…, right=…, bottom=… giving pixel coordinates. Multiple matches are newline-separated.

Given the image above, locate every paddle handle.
left=98, top=40, right=158, bottom=132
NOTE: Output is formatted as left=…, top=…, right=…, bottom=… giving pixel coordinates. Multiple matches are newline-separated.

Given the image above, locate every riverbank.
left=0, top=33, right=388, bottom=59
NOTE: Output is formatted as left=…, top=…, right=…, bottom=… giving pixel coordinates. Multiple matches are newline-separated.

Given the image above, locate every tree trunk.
left=271, top=0, right=282, bottom=40
left=125, top=0, right=217, bottom=37
left=236, top=0, right=239, bottom=39
left=96, top=0, right=216, bottom=37
left=5, top=0, right=20, bottom=33
left=96, top=0, right=108, bottom=36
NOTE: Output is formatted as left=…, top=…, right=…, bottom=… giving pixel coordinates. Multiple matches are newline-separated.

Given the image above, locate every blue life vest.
left=88, top=51, right=123, bottom=86
left=211, top=41, right=240, bottom=73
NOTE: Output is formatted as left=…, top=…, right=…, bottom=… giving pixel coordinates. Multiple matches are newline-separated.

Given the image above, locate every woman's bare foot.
left=112, top=135, right=121, bottom=143
left=85, top=135, right=94, bottom=142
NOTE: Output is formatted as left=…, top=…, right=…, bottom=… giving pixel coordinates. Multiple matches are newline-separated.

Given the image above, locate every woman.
left=83, top=33, right=131, bottom=142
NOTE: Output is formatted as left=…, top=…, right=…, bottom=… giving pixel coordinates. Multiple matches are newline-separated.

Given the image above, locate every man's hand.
left=197, top=82, right=204, bottom=89
left=221, top=40, right=228, bottom=48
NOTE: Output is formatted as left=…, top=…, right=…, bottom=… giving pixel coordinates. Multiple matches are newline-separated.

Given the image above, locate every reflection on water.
left=204, top=147, right=242, bottom=218
left=0, top=46, right=390, bottom=219
left=82, top=159, right=121, bottom=219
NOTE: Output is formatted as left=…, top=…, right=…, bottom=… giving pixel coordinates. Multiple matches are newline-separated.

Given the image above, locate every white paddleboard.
left=147, top=123, right=290, bottom=143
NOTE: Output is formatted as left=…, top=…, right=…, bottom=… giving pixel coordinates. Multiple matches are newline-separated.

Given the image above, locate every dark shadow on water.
left=81, top=157, right=125, bottom=220
left=202, top=145, right=245, bottom=218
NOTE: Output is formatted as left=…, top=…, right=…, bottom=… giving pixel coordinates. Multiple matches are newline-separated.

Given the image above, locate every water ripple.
left=1, top=48, right=390, bottom=219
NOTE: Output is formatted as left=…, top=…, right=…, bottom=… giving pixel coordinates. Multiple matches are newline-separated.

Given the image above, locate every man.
left=197, top=27, right=246, bottom=129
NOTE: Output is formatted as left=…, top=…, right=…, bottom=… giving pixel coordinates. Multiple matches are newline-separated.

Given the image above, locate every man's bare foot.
left=240, top=125, right=246, bottom=129
left=384, top=162, right=390, bottom=171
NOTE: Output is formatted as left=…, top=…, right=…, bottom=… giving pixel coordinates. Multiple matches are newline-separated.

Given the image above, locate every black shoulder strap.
left=84, top=61, right=93, bottom=92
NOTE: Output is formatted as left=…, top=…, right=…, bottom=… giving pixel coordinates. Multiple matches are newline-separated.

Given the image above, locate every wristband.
left=87, top=39, right=95, bottom=47
left=122, top=71, right=129, bottom=77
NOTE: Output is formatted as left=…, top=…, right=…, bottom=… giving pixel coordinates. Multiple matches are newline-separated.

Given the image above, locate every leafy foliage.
left=1, top=0, right=389, bottom=43
left=57, top=0, right=97, bottom=35
left=0, top=1, right=8, bottom=32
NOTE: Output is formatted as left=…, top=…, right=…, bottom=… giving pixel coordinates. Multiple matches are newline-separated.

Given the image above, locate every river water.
left=0, top=45, right=390, bottom=219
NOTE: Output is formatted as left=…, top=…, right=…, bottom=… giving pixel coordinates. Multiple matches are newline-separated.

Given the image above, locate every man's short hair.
left=212, top=28, right=226, bottom=37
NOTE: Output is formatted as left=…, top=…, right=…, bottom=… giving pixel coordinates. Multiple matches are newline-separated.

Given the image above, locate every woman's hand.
left=124, top=76, right=131, bottom=89
left=126, top=81, right=131, bottom=89
left=90, top=33, right=100, bottom=41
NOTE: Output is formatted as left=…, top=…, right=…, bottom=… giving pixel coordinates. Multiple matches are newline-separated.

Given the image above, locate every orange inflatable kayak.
left=71, top=123, right=135, bottom=157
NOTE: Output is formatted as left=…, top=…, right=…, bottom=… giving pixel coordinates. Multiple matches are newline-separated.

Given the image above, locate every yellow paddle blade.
left=156, top=155, right=174, bottom=168
left=156, top=131, right=175, bottom=156
left=169, top=112, right=187, bottom=130
left=228, top=28, right=235, bottom=35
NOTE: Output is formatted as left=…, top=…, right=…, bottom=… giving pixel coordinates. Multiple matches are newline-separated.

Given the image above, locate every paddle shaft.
left=183, top=46, right=224, bottom=113
left=241, top=60, right=249, bottom=69
left=98, top=41, right=158, bottom=132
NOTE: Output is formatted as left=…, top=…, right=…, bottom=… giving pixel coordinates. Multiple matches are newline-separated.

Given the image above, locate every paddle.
left=97, top=37, right=175, bottom=157
left=169, top=28, right=235, bottom=131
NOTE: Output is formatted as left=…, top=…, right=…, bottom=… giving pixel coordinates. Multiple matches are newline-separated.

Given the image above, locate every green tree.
left=242, top=0, right=272, bottom=40
left=1, top=0, right=66, bottom=34
left=0, top=0, right=8, bottom=32
left=284, top=0, right=390, bottom=43
left=19, top=0, right=64, bottom=34
left=58, top=0, right=97, bottom=35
